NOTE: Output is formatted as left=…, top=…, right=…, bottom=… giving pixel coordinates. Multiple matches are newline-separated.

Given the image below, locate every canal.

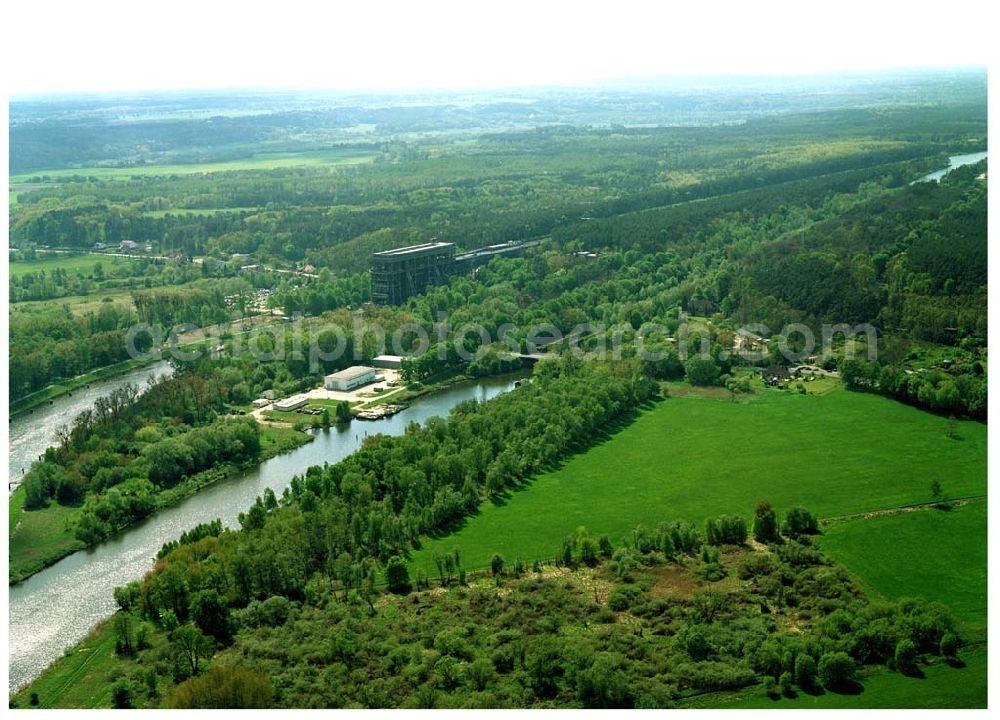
left=8, top=372, right=524, bottom=691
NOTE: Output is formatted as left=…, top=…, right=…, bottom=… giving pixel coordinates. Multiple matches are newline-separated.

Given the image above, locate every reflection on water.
left=8, top=373, right=524, bottom=691
left=8, top=361, right=174, bottom=489
left=913, top=151, right=987, bottom=184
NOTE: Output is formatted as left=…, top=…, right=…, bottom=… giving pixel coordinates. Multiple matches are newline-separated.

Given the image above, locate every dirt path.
left=819, top=495, right=985, bottom=526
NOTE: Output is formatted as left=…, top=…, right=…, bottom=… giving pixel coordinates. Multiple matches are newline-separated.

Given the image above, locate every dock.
left=355, top=403, right=409, bottom=421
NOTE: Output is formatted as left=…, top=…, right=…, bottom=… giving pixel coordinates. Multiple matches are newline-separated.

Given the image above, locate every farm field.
left=411, top=385, right=987, bottom=577
left=817, top=499, right=988, bottom=631
left=9, top=148, right=378, bottom=184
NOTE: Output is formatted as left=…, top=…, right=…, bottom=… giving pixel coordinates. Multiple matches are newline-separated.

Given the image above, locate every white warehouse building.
left=325, top=365, right=377, bottom=391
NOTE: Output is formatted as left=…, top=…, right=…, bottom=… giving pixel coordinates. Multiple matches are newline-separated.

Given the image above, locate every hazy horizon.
left=6, top=0, right=991, bottom=96
left=8, top=66, right=987, bottom=104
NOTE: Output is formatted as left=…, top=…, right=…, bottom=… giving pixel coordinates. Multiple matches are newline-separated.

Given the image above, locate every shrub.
left=753, top=501, right=779, bottom=543
left=782, top=507, right=819, bottom=537
left=818, top=652, right=856, bottom=691
left=111, top=678, right=133, bottom=709
left=598, top=535, right=614, bottom=558
left=694, top=562, right=728, bottom=582
left=894, top=639, right=918, bottom=673
left=779, top=670, right=794, bottom=696
left=466, top=657, right=496, bottom=691
left=777, top=541, right=823, bottom=568
left=576, top=653, right=635, bottom=708
left=608, top=584, right=644, bottom=612
left=164, top=666, right=274, bottom=708
left=794, top=653, right=817, bottom=688
left=940, top=633, right=960, bottom=658
left=705, top=514, right=748, bottom=545
left=738, top=553, right=776, bottom=579
left=673, top=661, right=756, bottom=691
left=685, top=356, right=721, bottom=386
left=385, top=556, right=411, bottom=594
left=676, top=624, right=712, bottom=661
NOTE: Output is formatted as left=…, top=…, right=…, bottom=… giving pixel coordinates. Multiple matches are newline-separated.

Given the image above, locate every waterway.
left=8, top=372, right=523, bottom=691
left=8, top=360, right=174, bottom=489
left=913, top=151, right=987, bottom=183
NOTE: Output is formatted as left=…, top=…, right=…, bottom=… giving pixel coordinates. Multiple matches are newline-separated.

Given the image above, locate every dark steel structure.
left=371, top=242, right=456, bottom=305
left=371, top=238, right=546, bottom=305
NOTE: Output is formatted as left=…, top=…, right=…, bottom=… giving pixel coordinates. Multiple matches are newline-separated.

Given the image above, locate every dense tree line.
left=839, top=357, right=986, bottom=420
left=9, top=302, right=146, bottom=400
left=60, top=500, right=963, bottom=708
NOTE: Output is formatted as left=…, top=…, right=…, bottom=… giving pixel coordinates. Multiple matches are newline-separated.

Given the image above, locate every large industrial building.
left=372, top=354, right=404, bottom=369
left=371, top=239, right=544, bottom=305
left=325, top=365, right=377, bottom=391
left=371, top=242, right=456, bottom=304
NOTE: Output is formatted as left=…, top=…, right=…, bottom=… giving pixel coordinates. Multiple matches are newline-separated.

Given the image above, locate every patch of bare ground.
left=665, top=384, right=732, bottom=400
left=647, top=562, right=702, bottom=600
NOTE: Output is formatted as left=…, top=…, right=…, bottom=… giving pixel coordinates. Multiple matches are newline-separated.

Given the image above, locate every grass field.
left=11, top=286, right=136, bottom=316
left=9, top=493, right=85, bottom=585
left=10, top=148, right=378, bottom=184
left=408, top=382, right=987, bottom=707
left=9, top=254, right=139, bottom=278
left=818, top=499, right=988, bottom=631
left=9, top=619, right=165, bottom=709
left=410, top=385, right=987, bottom=577
left=687, top=645, right=987, bottom=709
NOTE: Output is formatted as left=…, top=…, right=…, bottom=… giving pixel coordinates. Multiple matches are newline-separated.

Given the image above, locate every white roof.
left=326, top=365, right=375, bottom=381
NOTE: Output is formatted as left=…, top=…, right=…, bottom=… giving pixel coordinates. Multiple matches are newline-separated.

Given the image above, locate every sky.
left=5, top=0, right=993, bottom=95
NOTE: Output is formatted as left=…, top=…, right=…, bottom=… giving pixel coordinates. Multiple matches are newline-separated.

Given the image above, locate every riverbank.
left=9, top=373, right=528, bottom=692
left=360, top=368, right=512, bottom=409
left=8, top=369, right=527, bottom=584
left=9, top=355, right=167, bottom=418
left=9, top=314, right=285, bottom=419
left=8, top=425, right=312, bottom=585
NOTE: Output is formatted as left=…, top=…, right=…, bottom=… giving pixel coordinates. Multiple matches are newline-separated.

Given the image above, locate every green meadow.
left=409, top=384, right=987, bottom=708
left=411, top=386, right=987, bottom=577
left=9, top=254, right=138, bottom=279
left=9, top=487, right=85, bottom=585
left=689, top=645, right=987, bottom=709
left=9, top=148, right=377, bottom=184
left=818, top=499, right=988, bottom=631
